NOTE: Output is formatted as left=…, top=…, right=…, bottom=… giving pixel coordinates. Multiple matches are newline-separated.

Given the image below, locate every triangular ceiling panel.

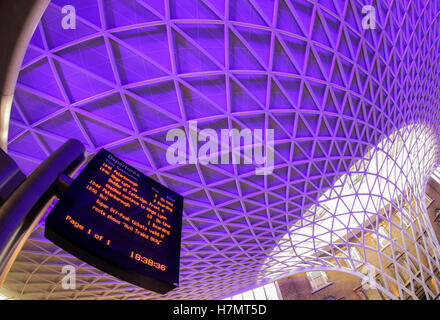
left=110, top=39, right=168, bottom=84
left=36, top=111, right=89, bottom=146
left=277, top=0, right=304, bottom=37
left=55, top=37, right=115, bottom=83
left=177, top=23, right=225, bottom=66
left=174, top=30, right=221, bottom=73
left=79, top=93, right=133, bottom=130
left=170, top=0, right=220, bottom=19
left=55, top=60, right=114, bottom=102
left=234, top=25, right=272, bottom=67
left=128, top=80, right=182, bottom=119
left=229, top=0, right=268, bottom=27
left=41, top=5, right=98, bottom=49
left=113, top=25, right=172, bottom=73
left=103, top=0, right=160, bottom=28
left=14, top=89, right=63, bottom=124
left=18, top=58, right=65, bottom=102
left=229, top=30, right=265, bottom=71
left=77, top=113, right=130, bottom=147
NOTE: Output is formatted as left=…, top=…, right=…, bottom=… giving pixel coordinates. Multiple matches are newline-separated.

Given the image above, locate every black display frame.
left=44, top=149, right=184, bottom=294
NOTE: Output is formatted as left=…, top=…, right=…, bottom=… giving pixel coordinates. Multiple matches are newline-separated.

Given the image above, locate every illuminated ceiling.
left=3, top=0, right=440, bottom=299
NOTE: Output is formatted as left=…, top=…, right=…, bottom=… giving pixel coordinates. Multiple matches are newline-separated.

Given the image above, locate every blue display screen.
left=45, top=149, right=183, bottom=294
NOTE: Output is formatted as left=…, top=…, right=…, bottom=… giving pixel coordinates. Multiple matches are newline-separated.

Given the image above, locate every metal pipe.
left=0, top=0, right=50, bottom=151
left=0, top=139, right=86, bottom=285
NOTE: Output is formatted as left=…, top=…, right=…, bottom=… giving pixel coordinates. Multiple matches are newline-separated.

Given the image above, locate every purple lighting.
left=4, top=0, right=440, bottom=299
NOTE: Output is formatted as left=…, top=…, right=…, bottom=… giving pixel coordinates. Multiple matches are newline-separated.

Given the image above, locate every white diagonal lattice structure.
left=2, top=0, right=440, bottom=299
left=264, top=125, right=440, bottom=300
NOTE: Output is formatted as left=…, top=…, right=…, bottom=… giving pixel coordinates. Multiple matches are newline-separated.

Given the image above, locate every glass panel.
left=264, top=283, right=279, bottom=300
left=306, top=271, right=328, bottom=290
left=377, top=226, right=390, bottom=249
left=350, top=247, right=363, bottom=267
left=242, top=290, right=254, bottom=300
left=253, top=286, right=266, bottom=300
left=224, top=282, right=281, bottom=300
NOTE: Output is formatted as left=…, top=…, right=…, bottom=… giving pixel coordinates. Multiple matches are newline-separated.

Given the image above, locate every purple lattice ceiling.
left=4, top=0, right=440, bottom=299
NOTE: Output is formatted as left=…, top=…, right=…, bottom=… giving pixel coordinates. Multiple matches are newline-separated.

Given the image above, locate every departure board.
left=44, top=149, right=183, bottom=294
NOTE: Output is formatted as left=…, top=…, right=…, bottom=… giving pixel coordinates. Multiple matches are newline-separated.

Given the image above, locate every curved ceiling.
left=3, top=0, right=440, bottom=299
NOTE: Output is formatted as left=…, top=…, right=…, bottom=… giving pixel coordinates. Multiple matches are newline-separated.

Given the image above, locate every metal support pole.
left=0, top=139, right=86, bottom=285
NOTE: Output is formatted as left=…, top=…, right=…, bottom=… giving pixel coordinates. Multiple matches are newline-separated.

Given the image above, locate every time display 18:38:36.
left=129, top=251, right=166, bottom=271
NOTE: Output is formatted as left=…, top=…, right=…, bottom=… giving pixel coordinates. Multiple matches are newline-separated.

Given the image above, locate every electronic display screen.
left=44, top=149, right=183, bottom=294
